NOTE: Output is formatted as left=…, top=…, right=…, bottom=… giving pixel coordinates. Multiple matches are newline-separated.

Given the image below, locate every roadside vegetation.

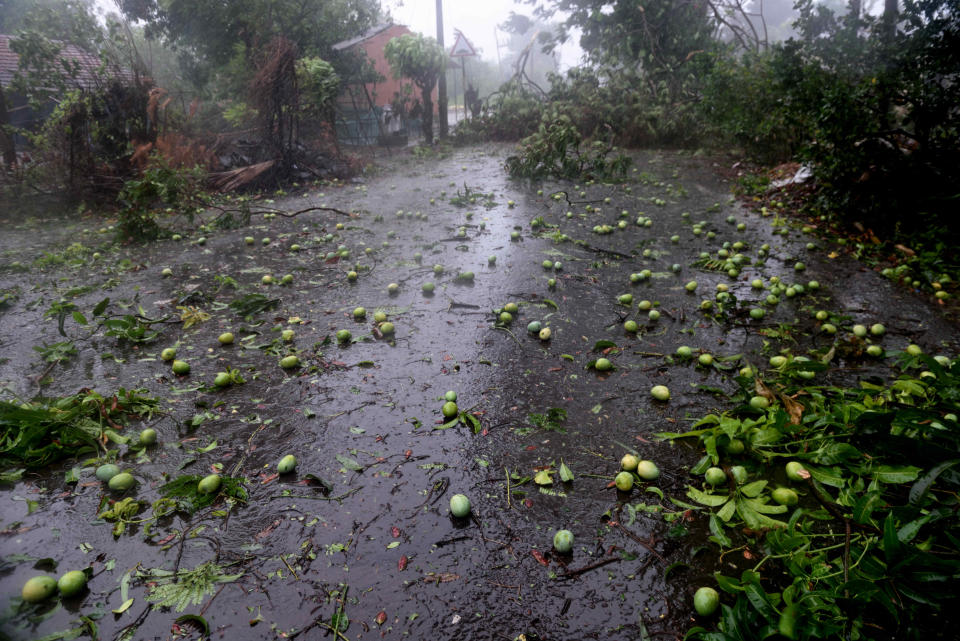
left=459, top=0, right=960, bottom=301
left=665, top=350, right=960, bottom=640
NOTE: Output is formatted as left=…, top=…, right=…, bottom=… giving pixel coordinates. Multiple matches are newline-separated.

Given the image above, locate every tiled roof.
left=0, top=35, right=19, bottom=87
left=332, top=23, right=402, bottom=51
left=0, top=34, right=134, bottom=88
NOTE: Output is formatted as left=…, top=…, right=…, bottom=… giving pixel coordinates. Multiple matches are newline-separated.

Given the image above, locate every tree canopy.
left=531, top=0, right=717, bottom=70
left=0, top=0, right=103, bottom=47
left=383, top=33, right=445, bottom=93
left=117, top=0, right=384, bottom=66
left=384, top=33, right=445, bottom=144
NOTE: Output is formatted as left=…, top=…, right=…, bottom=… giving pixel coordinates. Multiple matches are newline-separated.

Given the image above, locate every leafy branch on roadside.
left=433, top=407, right=483, bottom=433
left=665, top=356, right=960, bottom=640
left=229, top=293, right=280, bottom=320
left=529, top=407, right=567, bottom=432
left=449, top=183, right=496, bottom=209
left=505, top=113, right=631, bottom=181
left=139, top=561, right=244, bottom=612
left=1, top=388, right=161, bottom=477
left=42, top=297, right=170, bottom=352
left=158, top=474, right=248, bottom=515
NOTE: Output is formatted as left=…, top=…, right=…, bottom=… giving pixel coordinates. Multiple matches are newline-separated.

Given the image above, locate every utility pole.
left=436, top=0, right=448, bottom=139
left=494, top=27, right=503, bottom=81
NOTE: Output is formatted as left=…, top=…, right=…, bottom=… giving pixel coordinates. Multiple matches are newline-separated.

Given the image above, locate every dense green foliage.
left=117, top=0, right=382, bottom=71
left=5, top=0, right=148, bottom=103
left=297, top=57, right=340, bottom=126
left=698, top=52, right=801, bottom=163
left=3, top=0, right=378, bottom=204
left=36, top=85, right=153, bottom=190
left=117, top=159, right=207, bottom=241
left=475, top=0, right=960, bottom=253
left=0, top=0, right=103, bottom=54
left=702, top=0, right=960, bottom=243
left=455, top=64, right=700, bottom=148
left=1, top=3, right=160, bottom=202
left=0, top=389, right=159, bottom=476
left=461, top=0, right=715, bottom=148
left=452, top=82, right=544, bottom=143
left=537, top=0, right=716, bottom=75
left=663, top=353, right=960, bottom=640
left=546, top=67, right=700, bottom=146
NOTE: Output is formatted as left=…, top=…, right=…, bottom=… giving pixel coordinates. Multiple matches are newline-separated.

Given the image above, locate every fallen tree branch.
left=803, top=472, right=879, bottom=534
left=269, top=487, right=362, bottom=504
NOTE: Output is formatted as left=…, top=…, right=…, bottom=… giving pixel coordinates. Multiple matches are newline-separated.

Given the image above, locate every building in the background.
left=332, top=23, right=448, bottom=145
left=0, top=33, right=137, bottom=162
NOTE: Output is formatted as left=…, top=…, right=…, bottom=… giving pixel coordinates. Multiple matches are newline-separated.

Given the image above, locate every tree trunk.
left=882, top=0, right=898, bottom=42
left=848, top=0, right=861, bottom=21
left=0, top=85, right=16, bottom=169
left=421, top=87, right=434, bottom=145
left=878, top=0, right=899, bottom=130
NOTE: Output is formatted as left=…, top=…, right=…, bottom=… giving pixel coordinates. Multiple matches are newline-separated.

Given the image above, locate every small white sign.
left=449, top=31, right=477, bottom=57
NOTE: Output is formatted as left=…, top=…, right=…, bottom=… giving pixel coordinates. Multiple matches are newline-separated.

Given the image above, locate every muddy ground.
left=0, top=144, right=956, bottom=641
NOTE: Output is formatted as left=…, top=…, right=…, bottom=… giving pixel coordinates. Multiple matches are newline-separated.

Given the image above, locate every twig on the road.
left=493, top=326, right=522, bottom=346
left=30, top=359, right=59, bottom=396
left=199, top=583, right=228, bottom=615
left=447, top=299, right=481, bottom=311
left=550, top=190, right=606, bottom=206
left=267, top=205, right=352, bottom=217
left=434, top=535, right=470, bottom=548
left=580, top=244, right=633, bottom=260
left=558, top=555, right=621, bottom=579
left=611, top=522, right=667, bottom=563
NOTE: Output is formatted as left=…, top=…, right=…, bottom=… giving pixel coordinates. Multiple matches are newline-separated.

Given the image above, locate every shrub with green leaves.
left=454, top=67, right=701, bottom=148
left=505, top=113, right=631, bottom=180
left=117, top=156, right=207, bottom=241
left=297, top=56, right=340, bottom=127
left=699, top=50, right=801, bottom=163
left=702, top=0, right=960, bottom=246
left=452, top=82, right=545, bottom=143
left=663, top=355, right=960, bottom=640
left=384, top=34, right=444, bottom=144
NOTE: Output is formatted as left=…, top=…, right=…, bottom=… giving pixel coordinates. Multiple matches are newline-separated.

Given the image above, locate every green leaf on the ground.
left=336, top=454, right=363, bottom=472
left=687, top=486, right=730, bottom=507
left=113, top=598, right=134, bottom=614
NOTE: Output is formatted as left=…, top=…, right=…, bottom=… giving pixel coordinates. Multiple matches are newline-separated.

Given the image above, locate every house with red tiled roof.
left=332, top=24, right=432, bottom=111
left=0, top=34, right=130, bottom=91
left=0, top=33, right=137, bottom=159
